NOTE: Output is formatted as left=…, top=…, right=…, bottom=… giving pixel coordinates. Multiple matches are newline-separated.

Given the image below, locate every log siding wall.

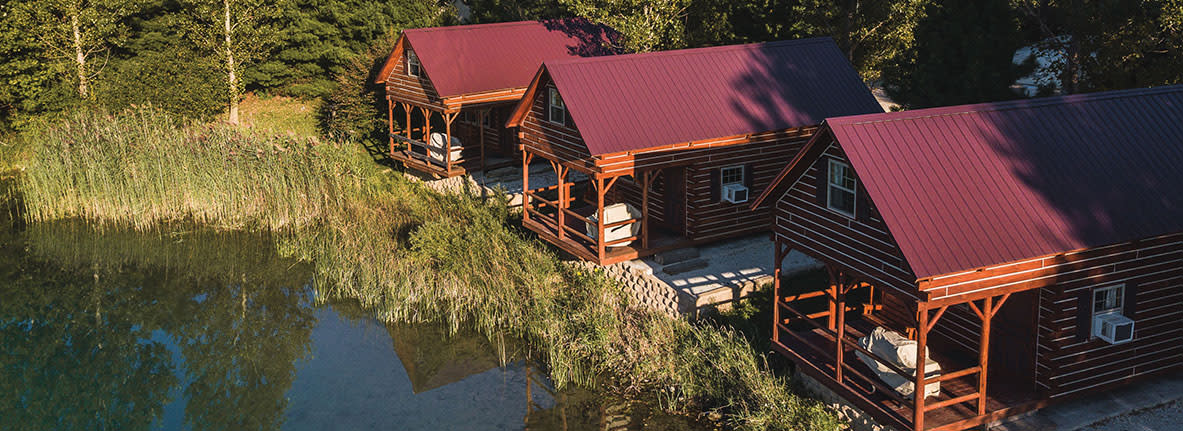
left=773, top=138, right=1183, bottom=402
left=519, top=80, right=594, bottom=169
left=773, top=139, right=920, bottom=299
left=384, top=47, right=443, bottom=108
left=518, top=77, right=816, bottom=242
left=1029, top=234, right=1183, bottom=398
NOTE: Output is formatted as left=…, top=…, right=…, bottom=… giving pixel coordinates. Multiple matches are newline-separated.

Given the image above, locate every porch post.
left=422, top=107, right=431, bottom=150
left=641, top=171, right=651, bottom=250
left=827, top=268, right=839, bottom=330
left=522, top=151, right=532, bottom=223
left=444, top=111, right=455, bottom=173
left=978, top=296, right=993, bottom=416
left=771, top=240, right=784, bottom=345
left=404, top=103, right=411, bottom=139
left=596, top=176, right=606, bottom=261
left=835, top=272, right=847, bottom=383
left=387, top=97, right=394, bottom=157
left=914, top=302, right=930, bottom=431
left=556, top=163, right=566, bottom=240
left=479, top=109, right=488, bottom=173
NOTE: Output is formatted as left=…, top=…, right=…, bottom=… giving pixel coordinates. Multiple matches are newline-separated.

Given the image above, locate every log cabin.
left=374, top=19, right=617, bottom=177
left=505, top=37, right=884, bottom=265
left=750, top=84, right=1183, bottom=431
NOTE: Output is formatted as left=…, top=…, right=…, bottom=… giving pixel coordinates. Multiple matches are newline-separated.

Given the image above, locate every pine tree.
left=883, top=0, right=1030, bottom=108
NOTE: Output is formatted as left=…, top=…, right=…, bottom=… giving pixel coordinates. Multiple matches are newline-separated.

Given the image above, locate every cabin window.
left=406, top=50, right=421, bottom=77
left=1093, top=285, right=1124, bottom=316
left=548, top=87, right=566, bottom=125
left=826, top=159, right=857, bottom=217
left=720, top=165, right=744, bottom=186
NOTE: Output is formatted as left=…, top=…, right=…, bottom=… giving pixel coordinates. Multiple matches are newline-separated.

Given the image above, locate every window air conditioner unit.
left=722, top=183, right=749, bottom=204
left=1093, top=313, right=1135, bottom=344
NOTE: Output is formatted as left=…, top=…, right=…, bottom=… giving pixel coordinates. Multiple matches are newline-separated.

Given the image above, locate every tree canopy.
left=1, top=0, right=1179, bottom=132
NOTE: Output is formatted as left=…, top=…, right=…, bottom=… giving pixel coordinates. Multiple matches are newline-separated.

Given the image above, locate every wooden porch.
left=386, top=98, right=516, bottom=178
left=772, top=243, right=1044, bottom=431
left=520, top=150, right=690, bottom=266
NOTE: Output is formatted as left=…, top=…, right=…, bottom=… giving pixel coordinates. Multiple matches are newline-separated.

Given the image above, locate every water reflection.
left=0, top=219, right=704, bottom=430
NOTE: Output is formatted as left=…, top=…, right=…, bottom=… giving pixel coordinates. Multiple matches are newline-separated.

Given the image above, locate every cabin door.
left=989, top=289, right=1038, bottom=396
left=661, top=167, right=686, bottom=235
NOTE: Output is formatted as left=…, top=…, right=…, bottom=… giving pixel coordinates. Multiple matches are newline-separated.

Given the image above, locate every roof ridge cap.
left=407, top=19, right=584, bottom=33
left=544, top=37, right=833, bottom=68
left=838, top=84, right=1183, bottom=126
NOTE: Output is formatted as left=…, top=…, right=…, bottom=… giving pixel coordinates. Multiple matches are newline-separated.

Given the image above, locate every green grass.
left=239, top=94, right=321, bottom=139
left=10, top=107, right=842, bottom=431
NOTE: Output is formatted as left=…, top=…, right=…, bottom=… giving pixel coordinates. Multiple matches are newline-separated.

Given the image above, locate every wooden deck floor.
left=523, top=206, right=687, bottom=265
left=391, top=147, right=517, bottom=178
left=775, top=318, right=1043, bottom=431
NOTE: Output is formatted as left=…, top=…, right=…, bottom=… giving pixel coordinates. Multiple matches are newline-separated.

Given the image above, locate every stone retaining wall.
left=793, top=367, right=894, bottom=431
left=570, top=260, right=682, bottom=318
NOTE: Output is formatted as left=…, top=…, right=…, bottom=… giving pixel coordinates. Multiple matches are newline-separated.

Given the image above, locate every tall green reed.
left=13, top=107, right=841, bottom=431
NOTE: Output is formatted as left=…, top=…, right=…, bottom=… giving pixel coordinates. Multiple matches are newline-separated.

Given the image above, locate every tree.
left=466, top=0, right=568, bottom=23
left=8, top=0, right=142, bottom=100
left=180, top=0, right=284, bottom=124
left=250, top=0, right=448, bottom=98
left=1015, top=0, right=1183, bottom=94
left=560, top=0, right=692, bottom=52
left=95, top=2, right=227, bottom=120
left=882, top=0, right=1029, bottom=108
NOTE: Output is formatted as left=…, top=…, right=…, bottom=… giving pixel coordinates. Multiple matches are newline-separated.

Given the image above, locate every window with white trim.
left=720, top=165, right=744, bottom=186
left=827, top=159, right=857, bottom=217
left=406, top=50, right=421, bottom=77
left=548, top=87, right=566, bottom=125
left=1093, top=284, right=1124, bottom=317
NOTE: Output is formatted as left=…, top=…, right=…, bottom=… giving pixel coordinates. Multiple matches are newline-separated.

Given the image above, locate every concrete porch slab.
left=625, top=234, right=822, bottom=315
left=403, top=163, right=585, bottom=207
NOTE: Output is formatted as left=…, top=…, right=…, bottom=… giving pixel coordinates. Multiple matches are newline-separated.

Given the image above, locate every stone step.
left=661, top=257, right=709, bottom=275
left=653, top=247, right=700, bottom=265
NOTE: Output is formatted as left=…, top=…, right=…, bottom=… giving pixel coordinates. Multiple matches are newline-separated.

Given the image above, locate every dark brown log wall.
left=384, top=46, right=443, bottom=107
left=772, top=138, right=920, bottom=299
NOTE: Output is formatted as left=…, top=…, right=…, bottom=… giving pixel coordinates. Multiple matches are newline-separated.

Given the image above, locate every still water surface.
left=0, top=219, right=703, bottom=430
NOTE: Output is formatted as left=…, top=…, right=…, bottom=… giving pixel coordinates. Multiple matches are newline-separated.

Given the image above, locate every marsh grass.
left=12, top=108, right=842, bottom=431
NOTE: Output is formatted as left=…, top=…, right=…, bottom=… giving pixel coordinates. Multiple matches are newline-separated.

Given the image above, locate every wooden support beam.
left=641, top=170, right=651, bottom=250
left=480, top=109, right=488, bottom=173
left=914, top=302, right=929, bottom=431
left=978, top=295, right=994, bottom=416
left=387, top=97, right=395, bottom=157
left=404, top=103, right=411, bottom=139
left=772, top=238, right=783, bottom=345
left=444, top=110, right=454, bottom=171
left=522, top=150, right=532, bottom=222
left=835, top=272, right=847, bottom=383
left=555, top=163, right=566, bottom=240
left=596, top=177, right=606, bottom=261
left=827, top=267, right=839, bottom=330
left=926, top=305, right=949, bottom=333
left=422, top=107, right=431, bottom=153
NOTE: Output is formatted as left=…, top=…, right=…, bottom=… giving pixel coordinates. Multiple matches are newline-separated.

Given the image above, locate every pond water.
left=0, top=216, right=706, bottom=430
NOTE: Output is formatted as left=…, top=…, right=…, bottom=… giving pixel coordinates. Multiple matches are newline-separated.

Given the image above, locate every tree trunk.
left=224, top=0, right=239, bottom=125
left=72, top=13, right=88, bottom=98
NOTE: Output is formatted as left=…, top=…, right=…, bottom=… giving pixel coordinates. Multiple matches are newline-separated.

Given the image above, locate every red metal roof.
left=541, top=38, right=883, bottom=155
left=402, top=19, right=616, bottom=98
left=826, top=85, right=1183, bottom=279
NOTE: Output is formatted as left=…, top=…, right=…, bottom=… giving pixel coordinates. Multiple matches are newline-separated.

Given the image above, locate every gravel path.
left=1078, top=401, right=1182, bottom=431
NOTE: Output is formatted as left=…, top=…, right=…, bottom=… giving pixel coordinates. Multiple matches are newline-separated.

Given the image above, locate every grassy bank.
left=12, top=108, right=841, bottom=430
